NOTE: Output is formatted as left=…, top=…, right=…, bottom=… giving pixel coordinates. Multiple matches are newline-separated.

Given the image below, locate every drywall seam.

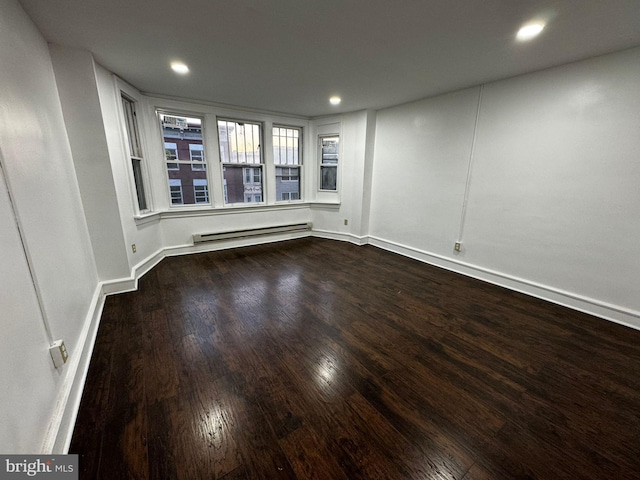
left=0, top=153, right=54, bottom=344
left=456, top=84, right=483, bottom=244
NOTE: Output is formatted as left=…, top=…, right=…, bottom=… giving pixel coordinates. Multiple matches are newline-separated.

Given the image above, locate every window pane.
left=122, top=96, right=141, bottom=158
left=131, top=158, right=147, bottom=210
left=320, top=135, right=338, bottom=191
left=222, top=165, right=263, bottom=204
left=218, top=120, right=262, bottom=164
left=121, top=96, right=148, bottom=211
left=276, top=165, right=300, bottom=201
left=273, top=126, right=301, bottom=166
left=320, top=165, right=337, bottom=191
left=322, top=137, right=339, bottom=164
left=161, top=113, right=208, bottom=205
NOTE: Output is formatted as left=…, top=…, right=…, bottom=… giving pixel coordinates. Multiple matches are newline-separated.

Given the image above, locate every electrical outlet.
left=131, top=244, right=137, bottom=253
left=344, top=219, right=348, bottom=226
left=49, top=340, right=68, bottom=369
left=454, top=242, right=462, bottom=252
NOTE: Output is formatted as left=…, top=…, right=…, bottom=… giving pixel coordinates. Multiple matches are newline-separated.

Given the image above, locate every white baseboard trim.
left=368, top=235, right=640, bottom=332
left=131, top=247, right=166, bottom=285
left=43, top=283, right=106, bottom=453
left=311, top=229, right=369, bottom=246
left=101, top=276, right=137, bottom=295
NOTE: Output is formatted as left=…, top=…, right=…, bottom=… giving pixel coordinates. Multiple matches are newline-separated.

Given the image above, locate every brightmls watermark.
left=0, top=455, right=77, bottom=479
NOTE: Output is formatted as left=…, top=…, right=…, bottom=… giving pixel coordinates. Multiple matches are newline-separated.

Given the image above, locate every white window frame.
left=319, top=135, right=339, bottom=192
left=119, top=92, right=151, bottom=214
left=217, top=119, right=264, bottom=205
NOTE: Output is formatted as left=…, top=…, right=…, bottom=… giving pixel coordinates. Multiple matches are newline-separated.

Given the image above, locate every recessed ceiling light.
left=517, top=23, right=545, bottom=41
left=329, top=96, right=341, bottom=105
left=171, top=62, right=189, bottom=74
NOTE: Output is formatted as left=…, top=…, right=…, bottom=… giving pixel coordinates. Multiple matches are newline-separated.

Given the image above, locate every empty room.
left=1, top=0, right=639, bottom=478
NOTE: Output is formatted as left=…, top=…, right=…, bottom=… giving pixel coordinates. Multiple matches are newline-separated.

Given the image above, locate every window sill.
left=133, top=211, right=161, bottom=226
left=158, top=202, right=316, bottom=219
left=134, top=200, right=341, bottom=223
left=308, top=201, right=341, bottom=210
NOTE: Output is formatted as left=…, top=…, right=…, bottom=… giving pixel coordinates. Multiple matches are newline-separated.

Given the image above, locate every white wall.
left=0, top=165, right=59, bottom=453
left=0, top=0, right=99, bottom=452
left=371, top=88, right=480, bottom=252
left=370, top=47, right=640, bottom=327
left=50, top=46, right=130, bottom=281
left=464, top=47, right=640, bottom=315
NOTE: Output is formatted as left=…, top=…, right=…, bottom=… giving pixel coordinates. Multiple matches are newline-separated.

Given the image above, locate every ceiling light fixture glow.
left=329, top=96, right=341, bottom=105
left=517, top=23, right=545, bottom=41
left=171, top=62, right=189, bottom=74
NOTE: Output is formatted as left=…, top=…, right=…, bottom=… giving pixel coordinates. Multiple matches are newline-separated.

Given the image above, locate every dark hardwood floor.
left=70, top=237, right=640, bottom=479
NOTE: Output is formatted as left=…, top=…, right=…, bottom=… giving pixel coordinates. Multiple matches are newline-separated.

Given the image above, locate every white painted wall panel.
left=0, top=166, right=58, bottom=453
left=0, top=0, right=98, bottom=451
left=94, top=65, right=163, bottom=273
left=370, top=88, right=480, bottom=254
left=50, top=46, right=130, bottom=281
left=465, top=48, right=640, bottom=311
left=159, top=207, right=312, bottom=249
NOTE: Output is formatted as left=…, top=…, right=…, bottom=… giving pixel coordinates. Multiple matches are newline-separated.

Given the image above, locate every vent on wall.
left=193, top=222, right=312, bottom=244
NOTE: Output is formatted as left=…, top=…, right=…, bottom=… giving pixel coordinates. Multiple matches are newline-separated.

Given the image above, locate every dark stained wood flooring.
left=70, top=237, right=640, bottom=479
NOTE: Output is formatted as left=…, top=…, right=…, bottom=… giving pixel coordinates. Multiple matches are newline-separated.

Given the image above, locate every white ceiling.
left=19, top=0, right=640, bottom=117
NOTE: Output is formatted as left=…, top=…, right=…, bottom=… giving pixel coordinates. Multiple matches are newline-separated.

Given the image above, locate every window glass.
left=320, top=135, right=339, bottom=191
left=273, top=126, right=301, bottom=201
left=160, top=113, right=210, bottom=206
left=121, top=95, right=148, bottom=211
left=218, top=120, right=263, bottom=204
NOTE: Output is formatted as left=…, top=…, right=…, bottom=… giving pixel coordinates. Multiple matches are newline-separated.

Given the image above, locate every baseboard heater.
left=193, top=222, right=312, bottom=244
